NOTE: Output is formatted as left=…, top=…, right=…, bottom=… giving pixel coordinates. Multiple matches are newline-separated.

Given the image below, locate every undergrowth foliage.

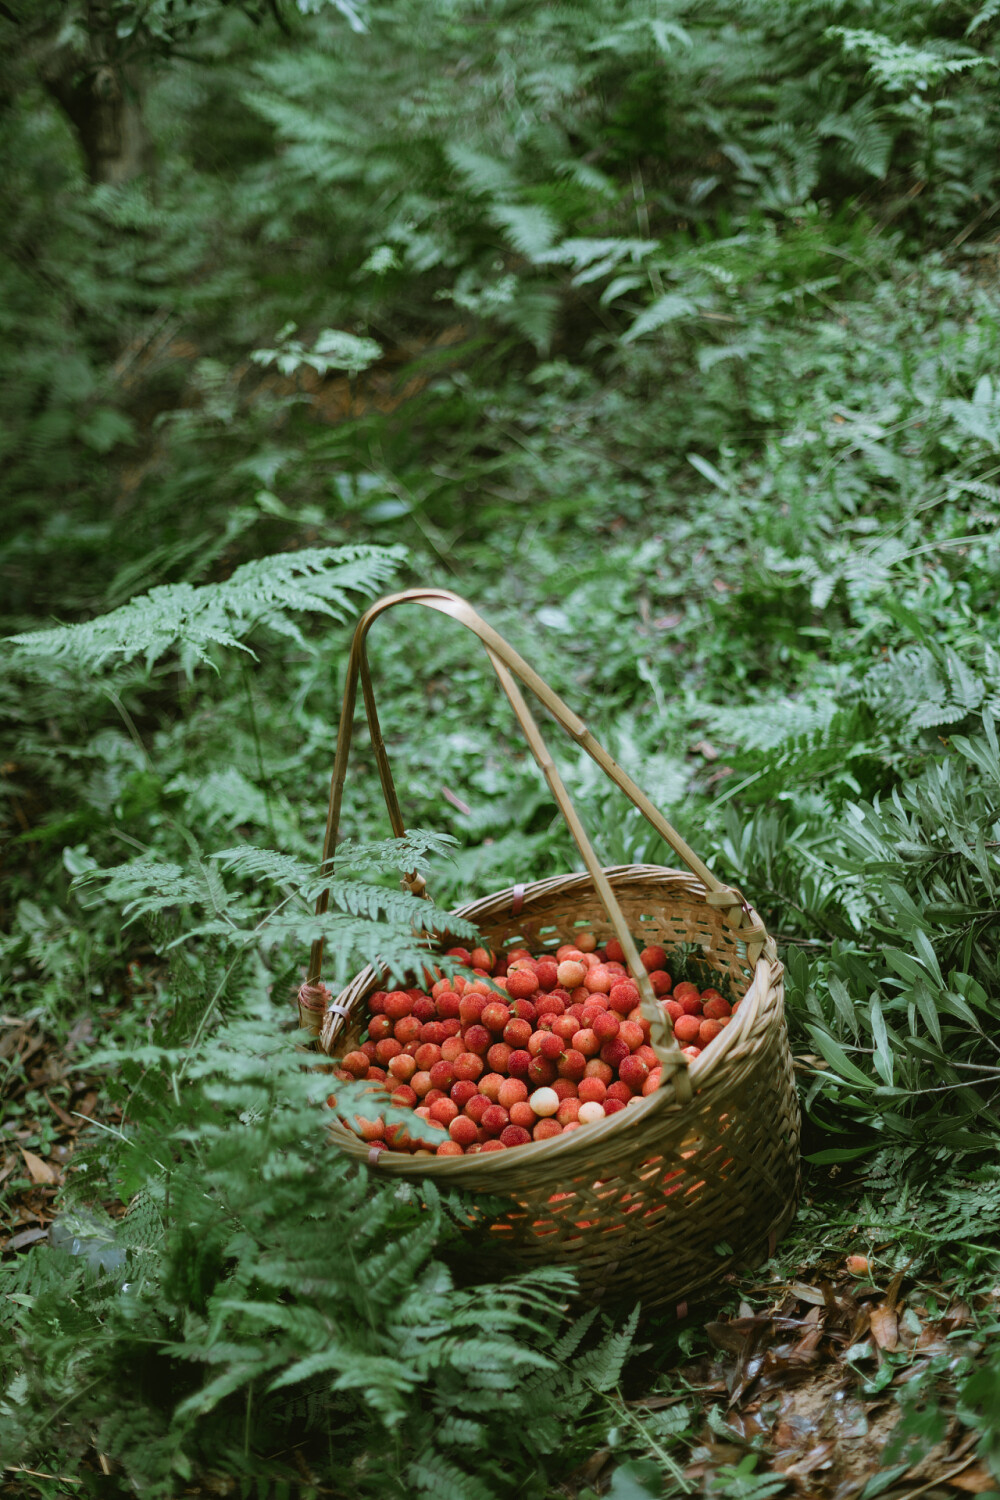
left=0, top=1005, right=631, bottom=1497
left=4, top=0, right=1000, bottom=1492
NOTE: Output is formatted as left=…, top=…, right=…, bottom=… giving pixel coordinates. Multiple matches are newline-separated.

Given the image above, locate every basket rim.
left=318, top=862, right=783, bottom=1183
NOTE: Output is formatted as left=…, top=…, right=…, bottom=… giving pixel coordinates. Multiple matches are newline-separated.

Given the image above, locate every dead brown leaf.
left=19, top=1148, right=58, bottom=1185
left=5, top=1227, right=48, bottom=1252
left=949, top=1464, right=1000, bottom=1493
left=870, top=1304, right=899, bottom=1352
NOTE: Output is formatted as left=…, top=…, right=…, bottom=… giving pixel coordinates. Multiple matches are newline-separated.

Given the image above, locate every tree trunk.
left=38, top=40, right=153, bottom=187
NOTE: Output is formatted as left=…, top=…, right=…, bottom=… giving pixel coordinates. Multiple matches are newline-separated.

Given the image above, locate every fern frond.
left=7, top=545, right=404, bottom=674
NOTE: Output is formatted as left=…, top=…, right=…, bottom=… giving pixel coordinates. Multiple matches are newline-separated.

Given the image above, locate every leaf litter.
left=564, top=1264, right=998, bottom=1500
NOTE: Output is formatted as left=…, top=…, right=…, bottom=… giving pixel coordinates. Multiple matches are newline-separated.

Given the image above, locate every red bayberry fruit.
left=699, top=1018, right=724, bottom=1045
left=510, top=998, right=537, bottom=1023
left=584, top=1058, right=613, bottom=1084
left=535, top=959, right=559, bottom=991
left=453, top=1052, right=484, bottom=1081
left=600, top=1038, right=630, bottom=1068
left=551, top=1077, right=578, bottom=1100
left=577, top=1076, right=607, bottom=1104
left=391, top=1084, right=418, bottom=1108
left=463, top=1024, right=491, bottom=1055
left=450, top=1078, right=478, bottom=1107
left=459, top=993, right=487, bottom=1024
left=367, top=1015, right=393, bottom=1042
left=557, top=1048, right=587, bottom=1081
left=642, top=1067, right=662, bottom=1096
left=571, top=1028, right=600, bottom=1057
left=341, top=1050, right=369, bottom=1077
left=508, top=1100, right=537, bottom=1128
left=478, top=1072, right=504, bottom=1101
left=556, top=959, right=586, bottom=989
left=388, top=1054, right=417, bottom=1083
left=584, top=965, right=615, bottom=994
left=375, top=1038, right=403, bottom=1065
left=703, top=997, right=731, bottom=1020
left=606, top=1080, right=632, bottom=1104
left=384, top=991, right=412, bottom=1020
left=394, top=1016, right=422, bottom=1045
left=551, top=1014, right=579, bottom=1042
left=412, top=997, right=436, bottom=1023
left=412, top=1071, right=433, bottom=1097
left=503, top=1017, right=532, bottom=1049
left=557, top=1098, right=581, bottom=1124
left=604, top=939, right=625, bottom=962
left=603, top=1096, right=626, bottom=1115
left=592, top=1011, right=620, bottom=1041
left=429, top=1097, right=458, bottom=1126
left=498, top=1077, right=527, bottom=1109
left=369, top=991, right=388, bottom=1014
left=506, top=970, right=539, bottom=999
left=464, top=1093, right=491, bottom=1124
left=618, top=1056, right=649, bottom=1093
left=533, top=1119, right=562, bottom=1141
left=608, top=980, right=639, bottom=1015
left=528, top=1056, right=557, bottom=1086
left=486, top=1042, right=512, bottom=1073
left=507, top=1049, right=532, bottom=1079
left=481, top=1001, right=510, bottom=1033
left=539, top=1032, right=563, bottom=1061
left=470, top=946, right=494, bottom=971
left=648, top=970, right=672, bottom=996
left=640, top=945, right=668, bottom=973
left=618, top=1020, right=644, bottom=1051
left=500, top=1124, right=531, bottom=1148
left=481, top=1104, right=509, bottom=1135
left=449, top=1115, right=478, bottom=1147
left=673, top=1014, right=702, bottom=1045
left=414, top=1043, right=442, bottom=1071
left=436, top=990, right=461, bottom=1018
left=535, top=994, right=566, bottom=1018
left=429, top=1060, right=455, bottom=1092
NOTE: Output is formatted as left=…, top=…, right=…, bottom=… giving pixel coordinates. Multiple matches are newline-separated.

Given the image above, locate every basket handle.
left=309, top=590, right=768, bottom=1096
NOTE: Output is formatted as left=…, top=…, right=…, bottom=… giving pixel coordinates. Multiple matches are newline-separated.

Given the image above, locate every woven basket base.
left=320, top=865, right=801, bottom=1311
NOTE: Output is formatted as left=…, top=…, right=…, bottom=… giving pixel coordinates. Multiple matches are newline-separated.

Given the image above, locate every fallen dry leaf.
left=19, top=1148, right=58, bottom=1185
left=690, top=739, right=721, bottom=761
left=950, top=1464, right=1000, bottom=1493
left=870, top=1303, right=899, bottom=1352
left=5, top=1228, right=48, bottom=1252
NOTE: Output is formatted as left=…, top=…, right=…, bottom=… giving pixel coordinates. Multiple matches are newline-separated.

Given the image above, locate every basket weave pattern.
left=308, top=592, right=801, bottom=1310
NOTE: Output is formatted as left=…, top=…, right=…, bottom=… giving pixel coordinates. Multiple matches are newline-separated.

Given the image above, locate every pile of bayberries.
left=328, top=936, right=737, bottom=1157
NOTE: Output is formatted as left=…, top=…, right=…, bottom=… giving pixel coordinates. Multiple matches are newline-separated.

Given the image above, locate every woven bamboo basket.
left=302, top=590, right=800, bottom=1311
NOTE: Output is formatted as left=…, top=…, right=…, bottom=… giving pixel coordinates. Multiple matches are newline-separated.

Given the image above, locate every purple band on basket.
left=326, top=1001, right=353, bottom=1021
left=368, top=1146, right=384, bottom=1167
left=511, top=883, right=525, bottom=916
